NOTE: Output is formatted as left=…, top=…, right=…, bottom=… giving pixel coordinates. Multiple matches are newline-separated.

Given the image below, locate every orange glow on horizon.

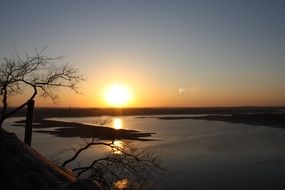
left=6, top=77, right=285, bottom=108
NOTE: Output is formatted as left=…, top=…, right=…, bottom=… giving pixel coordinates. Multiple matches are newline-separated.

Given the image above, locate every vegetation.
left=1, top=48, right=163, bottom=189
left=0, top=47, right=85, bottom=126
left=61, top=137, right=162, bottom=190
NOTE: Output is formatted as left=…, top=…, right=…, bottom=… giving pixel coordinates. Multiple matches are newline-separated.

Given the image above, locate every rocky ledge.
left=0, top=128, right=102, bottom=190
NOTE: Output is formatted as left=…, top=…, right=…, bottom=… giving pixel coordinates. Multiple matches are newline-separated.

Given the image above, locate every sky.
left=0, top=0, right=284, bottom=107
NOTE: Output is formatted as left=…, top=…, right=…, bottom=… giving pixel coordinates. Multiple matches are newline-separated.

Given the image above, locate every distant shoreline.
left=138, top=113, right=285, bottom=129
left=7, top=106, right=285, bottom=118
left=8, top=106, right=285, bottom=131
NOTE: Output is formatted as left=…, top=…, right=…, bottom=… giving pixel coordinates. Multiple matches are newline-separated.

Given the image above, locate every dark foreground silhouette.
left=14, top=119, right=156, bottom=141
left=0, top=128, right=103, bottom=190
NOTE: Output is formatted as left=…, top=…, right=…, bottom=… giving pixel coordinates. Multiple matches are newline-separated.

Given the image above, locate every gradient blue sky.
left=1, top=0, right=284, bottom=107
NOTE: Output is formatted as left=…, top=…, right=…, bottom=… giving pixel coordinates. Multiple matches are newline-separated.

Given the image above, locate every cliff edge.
left=0, top=128, right=102, bottom=190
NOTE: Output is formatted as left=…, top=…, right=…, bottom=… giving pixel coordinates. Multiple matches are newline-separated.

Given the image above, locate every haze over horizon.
left=1, top=0, right=284, bottom=108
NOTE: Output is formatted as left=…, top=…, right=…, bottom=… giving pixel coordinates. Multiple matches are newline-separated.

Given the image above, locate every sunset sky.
left=0, top=0, right=284, bottom=107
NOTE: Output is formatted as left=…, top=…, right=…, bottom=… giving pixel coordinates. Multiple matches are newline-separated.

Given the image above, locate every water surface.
left=4, top=116, right=285, bottom=190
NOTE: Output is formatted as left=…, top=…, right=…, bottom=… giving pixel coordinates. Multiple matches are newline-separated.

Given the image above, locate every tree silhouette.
left=0, top=47, right=85, bottom=126
left=60, top=137, right=162, bottom=190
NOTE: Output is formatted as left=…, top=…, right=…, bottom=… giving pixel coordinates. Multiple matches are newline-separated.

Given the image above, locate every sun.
left=104, top=84, right=131, bottom=107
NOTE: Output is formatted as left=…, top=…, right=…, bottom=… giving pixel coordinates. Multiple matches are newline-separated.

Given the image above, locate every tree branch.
left=61, top=140, right=113, bottom=167
left=0, top=47, right=85, bottom=126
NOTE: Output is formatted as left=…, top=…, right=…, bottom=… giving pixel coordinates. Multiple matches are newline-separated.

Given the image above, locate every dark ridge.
left=148, top=113, right=285, bottom=129
left=4, top=106, right=285, bottom=118
left=0, top=128, right=102, bottom=190
left=191, top=113, right=285, bottom=129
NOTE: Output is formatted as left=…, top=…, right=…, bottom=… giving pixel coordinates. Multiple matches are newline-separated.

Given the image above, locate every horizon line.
left=4, top=105, right=285, bottom=109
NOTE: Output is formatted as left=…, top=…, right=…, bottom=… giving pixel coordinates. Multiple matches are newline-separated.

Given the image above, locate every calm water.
left=4, top=116, right=285, bottom=190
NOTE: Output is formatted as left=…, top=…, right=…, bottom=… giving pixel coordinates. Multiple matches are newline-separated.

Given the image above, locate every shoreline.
left=11, top=112, right=285, bottom=141
left=13, top=119, right=157, bottom=141
left=7, top=106, right=285, bottom=118
left=142, top=113, right=285, bottom=129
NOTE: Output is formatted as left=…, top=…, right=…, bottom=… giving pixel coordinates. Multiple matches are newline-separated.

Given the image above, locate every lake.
left=4, top=115, right=285, bottom=190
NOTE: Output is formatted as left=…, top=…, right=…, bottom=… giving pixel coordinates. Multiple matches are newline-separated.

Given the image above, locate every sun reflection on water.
left=112, top=140, right=124, bottom=154
left=114, top=179, right=128, bottom=190
left=113, top=118, right=122, bottom=129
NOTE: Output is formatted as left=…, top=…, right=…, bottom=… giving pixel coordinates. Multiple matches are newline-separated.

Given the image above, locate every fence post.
left=24, top=99, right=34, bottom=146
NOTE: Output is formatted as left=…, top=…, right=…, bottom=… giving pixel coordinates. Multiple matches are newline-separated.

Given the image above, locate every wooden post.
left=24, top=100, right=34, bottom=146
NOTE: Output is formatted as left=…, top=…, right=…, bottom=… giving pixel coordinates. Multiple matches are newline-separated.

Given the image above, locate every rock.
left=0, top=128, right=102, bottom=190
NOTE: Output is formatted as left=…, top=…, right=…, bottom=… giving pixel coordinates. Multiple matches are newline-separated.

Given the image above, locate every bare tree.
left=50, top=117, right=163, bottom=190
left=61, top=138, right=163, bottom=190
left=0, top=47, right=85, bottom=126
